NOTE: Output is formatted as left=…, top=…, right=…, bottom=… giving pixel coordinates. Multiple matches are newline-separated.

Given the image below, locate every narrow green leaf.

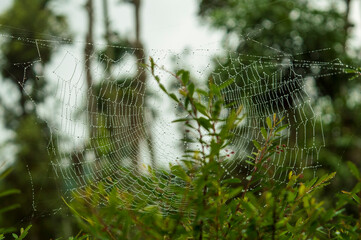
left=169, top=93, right=179, bottom=103
left=344, top=68, right=357, bottom=73
left=154, top=75, right=160, bottom=83
left=172, top=118, right=190, bottom=123
left=222, top=178, right=241, bottom=185
left=210, top=84, right=221, bottom=96
left=198, top=117, right=212, bottom=130
left=275, top=124, right=288, bottom=133
left=352, top=193, right=361, bottom=204
left=0, top=189, right=20, bottom=198
left=179, top=70, right=190, bottom=85
left=185, top=97, right=190, bottom=109
left=261, top=127, right=267, bottom=139
left=17, top=225, right=31, bottom=240
left=286, top=223, right=294, bottom=232
left=182, top=160, right=194, bottom=170
left=188, top=82, right=195, bottom=97
left=0, top=204, right=20, bottom=215
left=227, top=187, right=243, bottom=199
left=347, top=161, right=360, bottom=180
left=315, top=172, right=336, bottom=187
left=0, top=168, right=12, bottom=180
left=266, top=117, right=272, bottom=129
left=306, top=177, right=318, bottom=188
left=170, top=165, right=190, bottom=182
left=176, top=69, right=183, bottom=77
left=218, top=78, right=234, bottom=90
left=149, top=57, right=155, bottom=74
left=158, top=83, right=168, bottom=94
left=196, top=89, right=208, bottom=96
left=252, top=140, right=261, bottom=150
left=193, top=102, right=208, bottom=116
left=224, top=102, right=236, bottom=108
left=245, top=160, right=255, bottom=165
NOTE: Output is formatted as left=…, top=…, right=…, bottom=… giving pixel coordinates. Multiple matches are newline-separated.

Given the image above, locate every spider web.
left=0, top=32, right=356, bottom=215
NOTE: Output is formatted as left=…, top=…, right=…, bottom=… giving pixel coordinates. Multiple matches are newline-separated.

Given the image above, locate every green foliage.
left=67, top=65, right=361, bottom=239
left=198, top=0, right=355, bottom=98
left=197, top=0, right=361, bottom=218
left=0, top=168, right=19, bottom=236
left=0, top=168, right=32, bottom=239
left=7, top=225, right=31, bottom=240
left=0, top=1, right=73, bottom=238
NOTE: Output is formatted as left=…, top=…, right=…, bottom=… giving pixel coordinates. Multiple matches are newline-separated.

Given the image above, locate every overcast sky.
left=0, top=0, right=360, bottom=52
left=57, top=0, right=361, bottom=50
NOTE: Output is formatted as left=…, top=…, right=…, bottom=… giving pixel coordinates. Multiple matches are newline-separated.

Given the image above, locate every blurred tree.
left=197, top=0, right=361, bottom=196
left=128, top=0, right=154, bottom=170
left=0, top=0, right=72, bottom=239
left=90, top=0, right=156, bottom=175
left=198, top=0, right=353, bottom=98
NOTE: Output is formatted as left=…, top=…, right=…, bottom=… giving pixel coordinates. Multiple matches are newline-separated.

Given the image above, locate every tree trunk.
left=344, top=0, right=352, bottom=50
left=131, top=0, right=156, bottom=171
left=102, top=0, right=114, bottom=65
left=84, top=0, right=100, bottom=179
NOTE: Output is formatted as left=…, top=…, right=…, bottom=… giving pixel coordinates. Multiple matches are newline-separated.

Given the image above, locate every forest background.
left=0, top=0, right=361, bottom=239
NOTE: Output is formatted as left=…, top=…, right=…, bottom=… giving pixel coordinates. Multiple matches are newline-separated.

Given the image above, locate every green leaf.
left=306, top=177, right=318, bottom=188
left=158, top=83, right=168, bottom=94
left=0, top=168, right=12, bottom=180
left=0, top=189, right=20, bottom=198
left=169, top=93, right=179, bottom=103
left=184, top=98, right=190, bottom=109
left=275, top=124, right=288, bottom=133
left=149, top=57, right=155, bottom=74
left=143, top=205, right=160, bottom=213
left=0, top=204, right=20, bottom=215
left=222, top=178, right=241, bottom=185
left=224, top=102, right=236, bottom=108
left=245, top=159, right=255, bottom=165
left=252, top=140, right=261, bottom=150
left=177, top=70, right=190, bottom=85
left=182, top=160, right=194, bottom=170
left=266, top=117, right=272, bottom=129
left=188, top=82, right=195, bottom=97
left=196, top=89, right=208, bottom=96
left=17, top=225, right=31, bottom=240
left=261, top=127, right=267, bottom=139
left=286, top=223, right=294, bottom=232
left=154, top=75, right=160, bottom=83
left=210, top=84, right=221, bottom=96
left=218, top=78, right=234, bottom=90
left=315, top=172, right=336, bottom=187
left=170, top=165, right=190, bottom=182
left=352, top=193, right=361, bottom=204
left=344, top=68, right=359, bottom=74
left=347, top=161, right=360, bottom=180
left=198, top=117, right=212, bottom=130
left=193, top=102, right=208, bottom=116
left=227, top=187, right=243, bottom=199
left=172, top=118, right=190, bottom=123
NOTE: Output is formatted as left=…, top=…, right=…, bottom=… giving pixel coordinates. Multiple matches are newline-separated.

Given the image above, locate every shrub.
left=68, top=61, right=361, bottom=239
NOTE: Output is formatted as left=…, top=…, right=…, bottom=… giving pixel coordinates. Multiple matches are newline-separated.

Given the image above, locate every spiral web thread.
left=0, top=33, right=356, bottom=214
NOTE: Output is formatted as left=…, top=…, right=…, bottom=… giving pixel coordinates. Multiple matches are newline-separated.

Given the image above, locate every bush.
left=68, top=61, right=361, bottom=239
